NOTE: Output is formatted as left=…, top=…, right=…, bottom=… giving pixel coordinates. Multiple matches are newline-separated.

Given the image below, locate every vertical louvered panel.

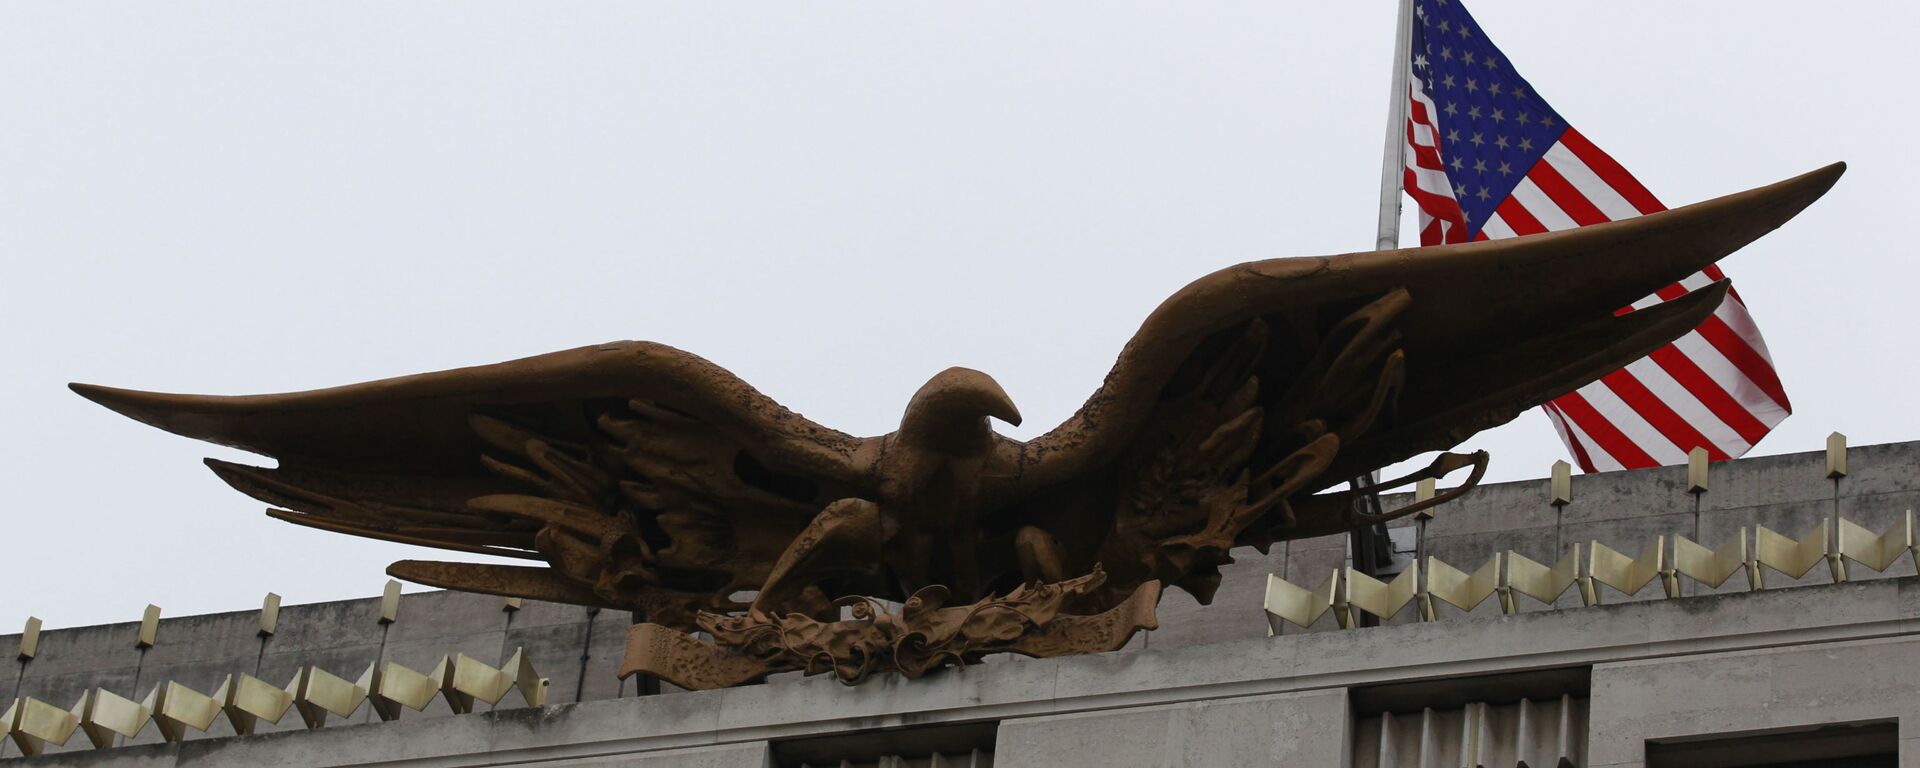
left=1356, top=697, right=1585, bottom=768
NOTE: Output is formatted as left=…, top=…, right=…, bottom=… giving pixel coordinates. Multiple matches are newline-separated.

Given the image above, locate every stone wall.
left=5, top=574, right=1914, bottom=766
left=1151, top=438, right=1920, bottom=644
left=0, top=593, right=637, bottom=756
left=1, top=439, right=1914, bottom=759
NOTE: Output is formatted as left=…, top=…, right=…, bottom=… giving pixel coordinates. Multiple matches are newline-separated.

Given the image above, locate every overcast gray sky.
left=2, top=2, right=1908, bottom=630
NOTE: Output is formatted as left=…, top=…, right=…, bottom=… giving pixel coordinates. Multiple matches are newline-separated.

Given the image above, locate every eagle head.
left=897, top=367, right=1022, bottom=451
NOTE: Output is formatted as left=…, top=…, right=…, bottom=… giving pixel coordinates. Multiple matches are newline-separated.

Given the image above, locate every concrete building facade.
left=3, top=439, right=1916, bottom=767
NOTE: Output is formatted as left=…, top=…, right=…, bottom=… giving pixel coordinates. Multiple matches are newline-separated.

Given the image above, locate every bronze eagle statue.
left=73, top=164, right=1840, bottom=686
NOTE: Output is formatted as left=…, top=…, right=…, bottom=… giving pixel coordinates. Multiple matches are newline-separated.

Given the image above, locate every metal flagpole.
left=1348, top=0, right=1417, bottom=615
left=1375, top=0, right=1416, bottom=251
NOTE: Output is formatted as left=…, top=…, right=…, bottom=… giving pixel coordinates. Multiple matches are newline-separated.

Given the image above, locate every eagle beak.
left=978, top=377, right=1023, bottom=427
left=993, top=396, right=1023, bottom=428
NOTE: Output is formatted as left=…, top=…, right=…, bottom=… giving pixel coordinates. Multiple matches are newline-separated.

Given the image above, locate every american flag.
left=1400, top=0, right=1790, bottom=472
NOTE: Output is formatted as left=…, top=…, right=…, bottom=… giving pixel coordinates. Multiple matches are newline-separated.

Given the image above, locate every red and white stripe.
left=1404, top=72, right=1470, bottom=246
left=1403, top=117, right=1792, bottom=471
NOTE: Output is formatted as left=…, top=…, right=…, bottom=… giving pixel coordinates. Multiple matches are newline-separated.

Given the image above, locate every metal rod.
left=1356, top=0, right=1416, bottom=485
left=575, top=608, right=598, bottom=703
left=1374, top=0, right=1417, bottom=251
left=1346, top=0, right=1419, bottom=624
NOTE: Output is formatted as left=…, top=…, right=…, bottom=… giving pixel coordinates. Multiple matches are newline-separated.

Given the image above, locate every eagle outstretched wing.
left=72, top=342, right=883, bottom=628
left=987, top=163, right=1843, bottom=605
left=73, top=163, right=1843, bottom=631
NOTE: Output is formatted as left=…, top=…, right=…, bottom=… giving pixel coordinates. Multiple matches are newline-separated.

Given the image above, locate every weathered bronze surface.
left=622, top=567, right=1161, bottom=688
left=74, top=163, right=1841, bottom=689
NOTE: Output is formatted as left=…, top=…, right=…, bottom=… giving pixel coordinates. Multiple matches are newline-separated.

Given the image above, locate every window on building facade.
left=1352, top=668, right=1591, bottom=768
left=1646, top=721, right=1896, bottom=768
left=771, top=721, right=997, bottom=768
